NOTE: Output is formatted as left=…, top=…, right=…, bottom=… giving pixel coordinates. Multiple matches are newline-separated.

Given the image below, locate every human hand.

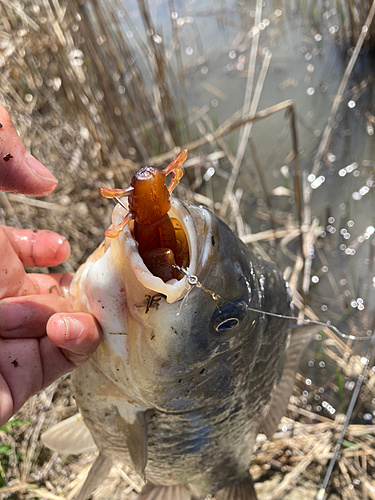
left=0, top=105, right=58, bottom=196
left=0, top=105, right=101, bottom=426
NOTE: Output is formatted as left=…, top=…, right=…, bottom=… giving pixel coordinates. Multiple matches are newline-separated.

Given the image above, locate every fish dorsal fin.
left=41, top=413, right=97, bottom=454
left=137, top=483, right=193, bottom=500
left=262, top=324, right=322, bottom=439
left=214, top=473, right=257, bottom=500
left=114, top=407, right=151, bottom=479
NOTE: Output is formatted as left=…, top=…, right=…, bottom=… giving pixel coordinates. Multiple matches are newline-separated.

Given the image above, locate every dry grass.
left=1, top=0, right=375, bottom=499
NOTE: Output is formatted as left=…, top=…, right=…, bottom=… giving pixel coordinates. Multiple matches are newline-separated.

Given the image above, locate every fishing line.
left=244, top=309, right=371, bottom=341
left=113, top=196, right=128, bottom=210
left=175, top=284, right=194, bottom=316
left=111, top=197, right=370, bottom=342
left=174, top=265, right=222, bottom=314
left=173, top=265, right=372, bottom=341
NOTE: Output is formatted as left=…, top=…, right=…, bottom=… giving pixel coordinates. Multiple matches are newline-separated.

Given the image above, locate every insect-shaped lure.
left=100, top=150, right=189, bottom=282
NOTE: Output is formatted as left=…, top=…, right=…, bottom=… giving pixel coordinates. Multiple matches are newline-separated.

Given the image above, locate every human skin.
left=0, top=105, right=101, bottom=426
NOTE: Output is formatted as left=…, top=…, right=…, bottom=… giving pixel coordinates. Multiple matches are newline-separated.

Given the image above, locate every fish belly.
left=74, top=375, right=259, bottom=497
left=72, top=337, right=280, bottom=497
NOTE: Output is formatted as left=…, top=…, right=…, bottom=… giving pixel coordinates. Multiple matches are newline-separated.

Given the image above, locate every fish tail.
left=136, top=483, right=194, bottom=500
left=214, top=473, right=258, bottom=500
left=76, top=453, right=113, bottom=500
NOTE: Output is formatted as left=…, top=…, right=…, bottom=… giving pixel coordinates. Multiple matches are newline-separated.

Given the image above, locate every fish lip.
left=111, top=197, right=208, bottom=303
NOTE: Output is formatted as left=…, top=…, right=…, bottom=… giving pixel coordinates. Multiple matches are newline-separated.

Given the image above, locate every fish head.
left=70, top=198, right=271, bottom=412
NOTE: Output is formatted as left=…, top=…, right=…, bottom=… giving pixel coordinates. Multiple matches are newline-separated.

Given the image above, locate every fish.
left=42, top=152, right=316, bottom=500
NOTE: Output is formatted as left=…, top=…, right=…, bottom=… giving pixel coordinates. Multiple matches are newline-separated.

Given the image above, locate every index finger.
left=0, top=227, right=37, bottom=298
left=1, top=226, right=70, bottom=267
left=0, top=106, right=58, bottom=196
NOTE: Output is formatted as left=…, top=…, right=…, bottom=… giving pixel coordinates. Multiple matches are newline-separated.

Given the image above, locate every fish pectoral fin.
left=214, top=474, right=258, bottom=500
left=41, top=413, right=97, bottom=455
left=115, top=409, right=151, bottom=479
left=262, top=323, right=323, bottom=439
left=137, top=483, right=193, bottom=500
left=76, top=453, right=113, bottom=500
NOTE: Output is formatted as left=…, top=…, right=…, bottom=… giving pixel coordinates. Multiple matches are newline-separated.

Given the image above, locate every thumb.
left=47, top=312, right=102, bottom=367
left=0, top=106, right=58, bottom=196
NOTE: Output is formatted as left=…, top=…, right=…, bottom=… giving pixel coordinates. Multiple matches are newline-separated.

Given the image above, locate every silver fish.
left=43, top=193, right=313, bottom=500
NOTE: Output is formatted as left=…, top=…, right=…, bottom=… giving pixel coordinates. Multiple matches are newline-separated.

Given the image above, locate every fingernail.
left=26, top=155, right=58, bottom=183
left=55, top=238, right=71, bottom=262
left=0, top=303, right=29, bottom=331
left=61, top=316, right=84, bottom=341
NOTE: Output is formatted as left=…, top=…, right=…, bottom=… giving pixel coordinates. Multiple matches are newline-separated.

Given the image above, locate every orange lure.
left=100, top=150, right=189, bottom=282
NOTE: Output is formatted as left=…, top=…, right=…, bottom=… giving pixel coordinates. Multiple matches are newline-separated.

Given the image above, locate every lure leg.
left=163, top=150, right=187, bottom=193
left=105, top=212, right=134, bottom=238
left=100, top=186, right=134, bottom=198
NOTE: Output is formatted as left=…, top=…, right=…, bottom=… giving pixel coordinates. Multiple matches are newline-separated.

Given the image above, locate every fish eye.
left=212, top=301, right=247, bottom=333
left=215, top=318, right=240, bottom=331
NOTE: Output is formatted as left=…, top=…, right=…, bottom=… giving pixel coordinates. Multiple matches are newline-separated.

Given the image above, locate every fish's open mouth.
left=111, top=197, right=202, bottom=304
